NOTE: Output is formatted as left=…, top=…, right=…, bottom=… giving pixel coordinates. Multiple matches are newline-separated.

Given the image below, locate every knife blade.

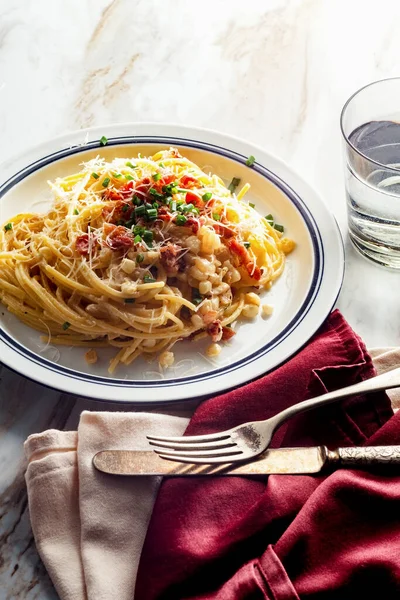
left=93, top=445, right=400, bottom=476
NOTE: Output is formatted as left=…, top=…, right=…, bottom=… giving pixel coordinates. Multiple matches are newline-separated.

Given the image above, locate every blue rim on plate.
left=0, top=136, right=323, bottom=388
left=0, top=123, right=344, bottom=402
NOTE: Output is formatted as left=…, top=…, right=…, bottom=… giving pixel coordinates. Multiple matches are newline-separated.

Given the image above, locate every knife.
left=93, top=445, right=400, bottom=476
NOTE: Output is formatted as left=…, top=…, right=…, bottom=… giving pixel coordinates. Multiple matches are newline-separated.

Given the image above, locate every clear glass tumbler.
left=341, top=77, right=400, bottom=268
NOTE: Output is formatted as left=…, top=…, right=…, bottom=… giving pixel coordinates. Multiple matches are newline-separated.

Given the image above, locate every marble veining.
left=2, top=0, right=400, bottom=596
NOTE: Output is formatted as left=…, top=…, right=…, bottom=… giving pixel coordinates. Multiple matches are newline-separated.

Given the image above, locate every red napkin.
left=136, top=310, right=400, bottom=599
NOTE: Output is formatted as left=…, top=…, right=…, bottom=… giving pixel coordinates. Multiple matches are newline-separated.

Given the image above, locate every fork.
left=147, top=366, right=400, bottom=464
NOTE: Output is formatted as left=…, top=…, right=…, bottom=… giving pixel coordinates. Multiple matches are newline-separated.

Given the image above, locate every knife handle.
left=328, top=446, right=400, bottom=467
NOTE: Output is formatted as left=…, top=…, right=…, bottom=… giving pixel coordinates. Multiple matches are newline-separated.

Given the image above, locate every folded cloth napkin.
left=25, top=412, right=189, bottom=600
left=25, top=310, right=400, bottom=600
left=135, top=310, right=400, bottom=599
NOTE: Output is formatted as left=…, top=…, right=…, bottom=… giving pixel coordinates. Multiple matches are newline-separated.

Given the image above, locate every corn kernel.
left=245, top=292, right=261, bottom=306
left=85, top=349, right=98, bottom=364
left=242, top=304, right=259, bottom=318
left=262, top=304, right=274, bottom=317
left=206, top=343, right=222, bottom=357
left=159, top=350, right=175, bottom=367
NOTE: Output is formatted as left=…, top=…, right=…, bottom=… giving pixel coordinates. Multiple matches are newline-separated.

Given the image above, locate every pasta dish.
left=0, top=147, right=294, bottom=372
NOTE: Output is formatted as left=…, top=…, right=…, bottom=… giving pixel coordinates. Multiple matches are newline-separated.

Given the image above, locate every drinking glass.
left=341, top=77, right=400, bottom=268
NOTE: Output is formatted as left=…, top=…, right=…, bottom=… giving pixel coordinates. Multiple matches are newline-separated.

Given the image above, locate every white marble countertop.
left=2, top=0, right=400, bottom=597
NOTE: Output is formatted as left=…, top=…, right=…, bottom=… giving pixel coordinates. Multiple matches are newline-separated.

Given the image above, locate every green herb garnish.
left=121, top=205, right=129, bottom=212
left=73, top=209, right=79, bottom=215
left=159, top=162, right=165, bottom=168
left=175, top=215, right=187, bottom=225
left=143, top=274, right=156, bottom=283
left=126, top=161, right=136, bottom=169
left=246, top=155, right=255, bottom=167
left=212, top=213, right=221, bottom=221
left=99, top=135, right=108, bottom=146
left=228, top=177, right=241, bottom=194
left=249, top=202, right=255, bottom=209
left=91, top=172, right=99, bottom=179
left=134, top=205, right=146, bottom=217
left=244, top=241, right=251, bottom=249
left=112, top=172, right=122, bottom=179
left=274, top=223, right=284, bottom=233
left=102, top=177, right=110, bottom=188
left=125, top=174, right=135, bottom=181
left=134, top=234, right=142, bottom=244
left=192, top=289, right=203, bottom=306
left=146, top=208, right=158, bottom=221
left=62, top=321, right=71, bottom=330
left=133, top=225, right=145, bottom=236
left=4, top=223, right=12, bottom=232
left=202, top=192, right=212, bottom=201
left=143, top=230, right=154, bottom=244
left=152, top=173, right=161, bottom=181
left=136, top=253, right=144, bottom=264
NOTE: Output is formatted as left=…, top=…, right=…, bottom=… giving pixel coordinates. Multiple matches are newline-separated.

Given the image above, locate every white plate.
left=0, top=123, right=344, bottom=403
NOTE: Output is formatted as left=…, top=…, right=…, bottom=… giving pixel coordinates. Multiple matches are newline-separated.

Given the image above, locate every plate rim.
left=0, top=122, right=344, bottom=403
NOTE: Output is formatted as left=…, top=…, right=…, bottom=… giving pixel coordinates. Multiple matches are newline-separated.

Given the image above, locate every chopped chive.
left=152, top=202, right=160, bottom=209
left=134, top=205, right=146, bottom=217
left=136, top=253, right=144, bottom=264
left=244, top=241, right=251, bottom=249
left=125, top=174, right=135, bottom=181
left=182, top=203, right=194, bottom=213
left=152, top=173, right=161, bottom=181
left=133, top=196, right=141, bottom=206
left=170, top=186, right=178, bottom=194
left=192, top=288, right=203, bottom=306
left=143, top=230, right=153, bottom=244
left=202, top=192, right=212, bottom=201
left=175, top=215, right=187, bottom=225
left=146, top=208, right=158, bottom=220
left=170, top=200, right=177, bottom=212
left=126, top=219, right=134, bottom=228
left=246, top=155, right=256, bottom=167
left=124, top=298, right=135, bottom=304
left=62, top=321, right=71, bottom=330
left=121, top=205, right=129, bottom=213
left=112, top=172, right=122, bottom=178
left=249, top=202, right=255, bottom=209
left=99, top=135, right=108, bottom=146
left=144, top=274, right=156, bottom=283
left=4, top=222, right=12, bottom=232
left=149, top=188, right=163, bottom=198
left=228, top=177, right=241, bottom=194
left=274, top=223, right=284, bottom=233
left=102, top=177, right=110, bottom=188
left=91, top=172, right=99, bottom=179
left=212, top=213, right=221, bottom=221
left=159, top=162, right=165, bottom=167
left=126, top=161, right=136, bottom=169
left=73, top=209, right=79, bottom=215
left=265, top=213, right=274, bottom=221
left=133, top=225, right=145, bottom=236
left=134, top=234, right=142, bottom=244
left=192, top=207, right=199, bottom=214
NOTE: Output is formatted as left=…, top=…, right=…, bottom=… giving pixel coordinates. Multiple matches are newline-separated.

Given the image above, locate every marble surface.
left=2, top=0, right=400, bottom=597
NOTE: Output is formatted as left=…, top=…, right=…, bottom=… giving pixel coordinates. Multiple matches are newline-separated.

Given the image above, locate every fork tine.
left=147, top=432, right=231, bottom=444
left=158, top=452, right=243, bottom=464
left=148, top=439, right=236, bottom=450
left=152, top=447, right=243, bottom=459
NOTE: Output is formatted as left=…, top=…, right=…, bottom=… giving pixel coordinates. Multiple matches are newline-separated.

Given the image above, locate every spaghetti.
left=0, top=147, right=295, bottom=372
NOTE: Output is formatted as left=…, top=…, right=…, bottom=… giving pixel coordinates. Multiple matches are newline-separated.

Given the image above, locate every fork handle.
left=271, top=366, right=400, bottom=429
left=327, top=446, right=400, bottom=467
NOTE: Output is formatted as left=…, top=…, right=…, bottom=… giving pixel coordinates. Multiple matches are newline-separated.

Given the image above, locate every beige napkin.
left=25, top=411, right=189, bottom=600
left=24, top=348, right=400, bottom=600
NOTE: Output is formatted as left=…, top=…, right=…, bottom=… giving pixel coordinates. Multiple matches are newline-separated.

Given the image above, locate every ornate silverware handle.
left=330, top=446, right=400, bottom=466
